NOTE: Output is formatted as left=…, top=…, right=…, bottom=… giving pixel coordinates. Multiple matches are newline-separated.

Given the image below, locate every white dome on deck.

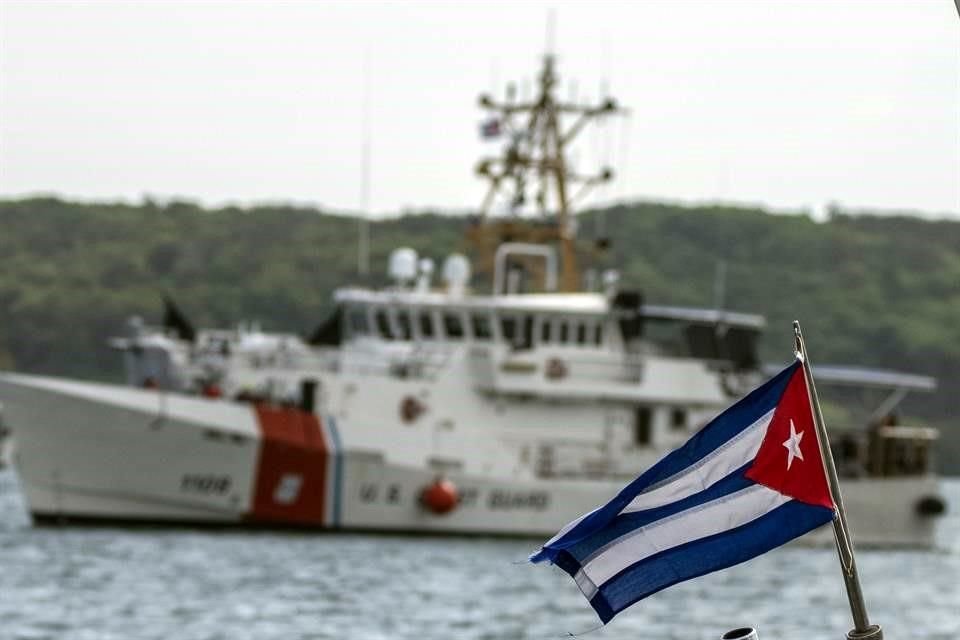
left=388, top=248, right=418, bottom=284
left=442, top=254, right=471, bottom=294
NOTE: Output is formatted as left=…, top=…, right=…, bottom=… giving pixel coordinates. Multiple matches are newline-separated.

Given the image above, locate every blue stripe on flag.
left=562, top=464, right=755, bottom=563
left=584, top=500, right=834, bottom=623
left=531, top=362, right=800, bottom=563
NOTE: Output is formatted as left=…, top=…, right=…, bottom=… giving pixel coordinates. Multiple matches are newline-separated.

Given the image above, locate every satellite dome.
left=388, top=248, right=419, bottom=284
left=442, top=254, right=471, bottom=294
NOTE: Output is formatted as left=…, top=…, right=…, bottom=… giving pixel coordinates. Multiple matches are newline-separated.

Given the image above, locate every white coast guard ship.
left=0, top=56, right=945, bottom=546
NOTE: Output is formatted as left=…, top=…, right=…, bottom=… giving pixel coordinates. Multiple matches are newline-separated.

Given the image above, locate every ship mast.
left=471, top=54, right=622, bottom=292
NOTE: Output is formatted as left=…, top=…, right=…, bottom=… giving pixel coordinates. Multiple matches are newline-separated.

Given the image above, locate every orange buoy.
left=201, top=383, right=222, bottom=399
left=420, top=478, right=459, bottom=515
left=400, top=396, right=426, bottom=423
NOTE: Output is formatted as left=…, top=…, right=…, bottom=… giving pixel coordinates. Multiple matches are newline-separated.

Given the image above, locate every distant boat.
left=0, top=55, right=946, bottom=546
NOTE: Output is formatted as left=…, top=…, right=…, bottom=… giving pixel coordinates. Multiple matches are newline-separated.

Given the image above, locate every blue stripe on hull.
left=326, top=415, right=343, bottom=528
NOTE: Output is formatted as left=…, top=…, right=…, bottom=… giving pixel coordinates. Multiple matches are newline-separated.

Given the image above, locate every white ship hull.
left=0, top=373, right=942, bottom=547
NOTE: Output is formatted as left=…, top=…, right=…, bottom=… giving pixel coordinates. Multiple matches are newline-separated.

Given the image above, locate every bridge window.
left=374, top=308, right=393, bottom=340
left=443, top=313, right=465, bottom=339
left=348, top=307, right=369, bottom=335
left=540, top=318, right=553, bottom=343
left=499, top=315, right=533, bottom=349
left=395, top=309, right=412, bottom=340
left=419, top=311, right=435, bottom=339
left=500, top=316, right=517, bottom=343
left=576, top=323, right=587, bottom=345
left=471, top=314, right=492, bottom=340
left=594, top=324, right=604, bottom=346
left=558, top=321, right=569, bottom=343
left=634, top=407, right=652, bottom=446
left=519, top=316, right=533, bottom=350
left=671, top=409, right=686, bottom=431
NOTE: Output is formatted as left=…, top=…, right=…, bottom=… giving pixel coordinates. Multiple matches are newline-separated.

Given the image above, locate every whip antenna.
left=358, top=45, right=372, bottom=276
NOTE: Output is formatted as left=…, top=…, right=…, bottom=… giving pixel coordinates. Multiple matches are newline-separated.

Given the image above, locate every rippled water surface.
left=1, top=472, right=957, bottom=640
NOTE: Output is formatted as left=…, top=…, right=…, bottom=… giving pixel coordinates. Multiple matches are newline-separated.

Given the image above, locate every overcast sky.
left=1, top=1, right=958, bottom=219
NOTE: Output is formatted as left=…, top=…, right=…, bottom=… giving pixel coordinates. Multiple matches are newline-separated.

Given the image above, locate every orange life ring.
left=420, top=478, right=458, bottom=515
left=545, top=358, right=568, bottom=380
left=400, top=396, right=426, bottom=423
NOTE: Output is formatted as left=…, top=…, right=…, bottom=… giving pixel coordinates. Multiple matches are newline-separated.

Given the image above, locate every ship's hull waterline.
left=0, top=374, right=941, bottom=548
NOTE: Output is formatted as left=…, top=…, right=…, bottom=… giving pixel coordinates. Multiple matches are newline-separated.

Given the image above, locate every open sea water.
left=0, top=471, right=957, bottom=640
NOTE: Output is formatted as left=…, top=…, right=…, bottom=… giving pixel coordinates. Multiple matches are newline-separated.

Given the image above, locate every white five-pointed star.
left=782, top=419, right=805, bottom=470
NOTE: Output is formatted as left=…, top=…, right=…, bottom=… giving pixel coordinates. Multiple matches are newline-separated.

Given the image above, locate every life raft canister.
left=420, top=478, right=459, bottom=515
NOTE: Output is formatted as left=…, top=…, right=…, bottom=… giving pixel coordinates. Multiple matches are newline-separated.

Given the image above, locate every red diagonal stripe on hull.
left=250, top=405, right=327, bottom=525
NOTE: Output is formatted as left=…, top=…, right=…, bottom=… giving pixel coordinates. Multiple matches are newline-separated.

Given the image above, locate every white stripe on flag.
left=619, top=409, right=774, bottom=515
left=577, top=484, right=791, bottom=591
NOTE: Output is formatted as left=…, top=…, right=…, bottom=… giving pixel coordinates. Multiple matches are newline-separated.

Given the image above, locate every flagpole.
left=792, top=321, right=882, bottom=640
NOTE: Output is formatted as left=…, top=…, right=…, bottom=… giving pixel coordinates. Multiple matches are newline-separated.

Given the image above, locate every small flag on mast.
left=479, top=118, right=502, bottom=139
left=530, top=359, right=837, bottom=624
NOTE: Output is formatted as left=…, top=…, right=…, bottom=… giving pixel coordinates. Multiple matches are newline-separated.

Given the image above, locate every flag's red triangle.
left=745, top=366, right=835, bottom=510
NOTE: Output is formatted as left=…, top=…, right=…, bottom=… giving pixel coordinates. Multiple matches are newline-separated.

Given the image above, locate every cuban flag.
left=531, top=360, right=836, bottom=624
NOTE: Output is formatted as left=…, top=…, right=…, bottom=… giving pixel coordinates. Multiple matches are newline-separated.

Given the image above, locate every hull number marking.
left=181, top=474, right=231, bottom=495
left=488, top=490, right=549, bottom=510
left=357, top=483, right=547, bottom=511
left=360, top=483, right=403, bottom=505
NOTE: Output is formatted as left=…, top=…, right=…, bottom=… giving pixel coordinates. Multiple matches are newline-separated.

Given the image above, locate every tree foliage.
left=1, top=197, right=957, bottom=470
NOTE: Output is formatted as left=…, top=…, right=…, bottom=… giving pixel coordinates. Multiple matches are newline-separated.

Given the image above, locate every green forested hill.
left=1, top=197, right=958, bottom=471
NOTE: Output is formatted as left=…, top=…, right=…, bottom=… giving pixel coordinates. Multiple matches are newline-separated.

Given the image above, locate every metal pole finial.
left=792, top=320, right=805, bottom=362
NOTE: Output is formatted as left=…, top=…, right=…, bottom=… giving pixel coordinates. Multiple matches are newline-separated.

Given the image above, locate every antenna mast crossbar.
left=472, top=55, right=623, bottom=292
